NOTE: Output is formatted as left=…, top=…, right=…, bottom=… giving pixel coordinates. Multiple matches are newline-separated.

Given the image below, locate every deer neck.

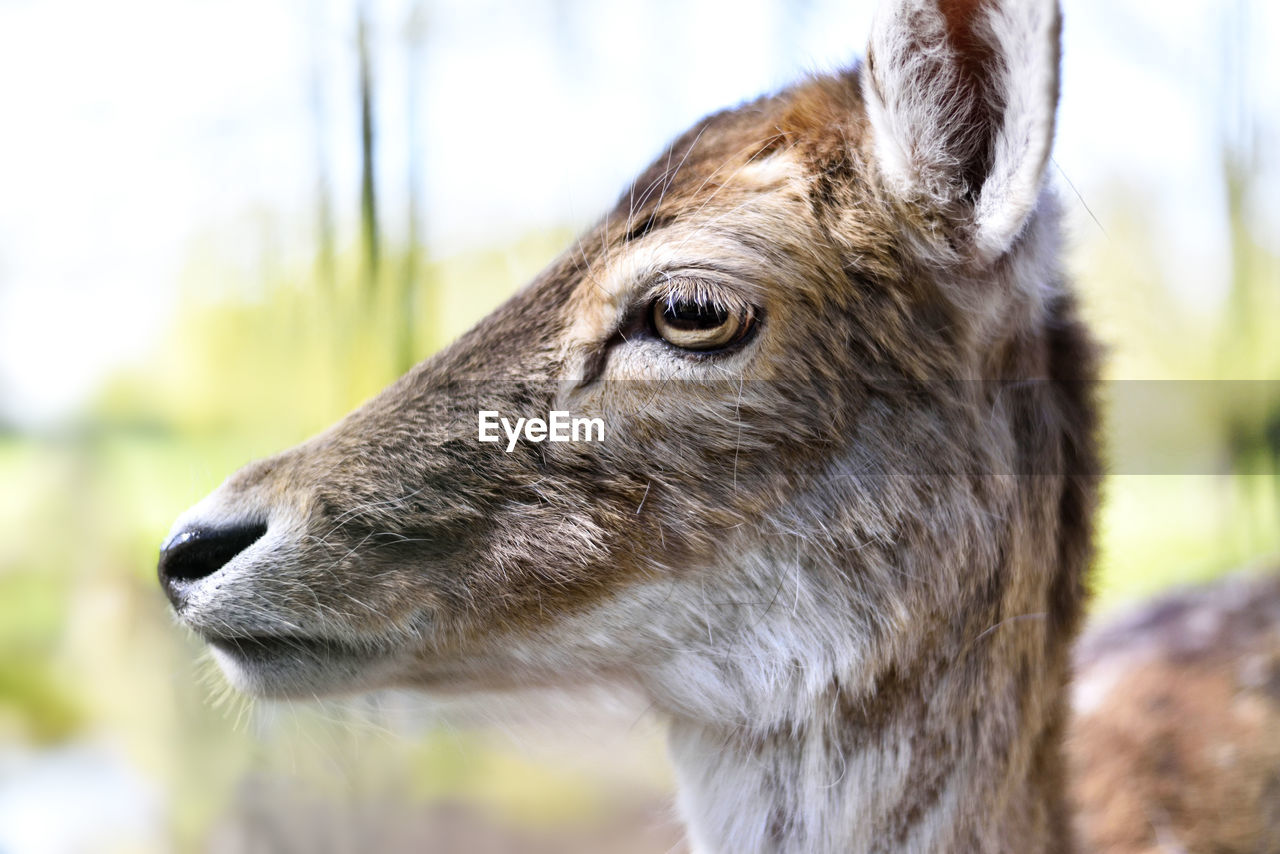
left=657, top=556, right=1077, bottom=854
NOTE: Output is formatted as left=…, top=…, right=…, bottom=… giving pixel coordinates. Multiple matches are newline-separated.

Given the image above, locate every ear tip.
left=866, top=0, right=1062, bottom=46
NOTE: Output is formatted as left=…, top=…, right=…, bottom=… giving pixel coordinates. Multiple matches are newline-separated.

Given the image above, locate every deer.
left=157, top=0, right=1280, bottom=851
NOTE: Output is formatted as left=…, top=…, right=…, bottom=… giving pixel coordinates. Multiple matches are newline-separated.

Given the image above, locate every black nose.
left=158, top=523, right=267, bottom=605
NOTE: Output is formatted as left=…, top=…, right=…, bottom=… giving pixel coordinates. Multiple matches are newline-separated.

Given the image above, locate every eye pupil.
left=664, top=300, right=729, bottom=331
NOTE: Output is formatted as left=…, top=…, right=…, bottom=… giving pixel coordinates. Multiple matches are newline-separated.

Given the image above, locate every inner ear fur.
left=862, top=0, right=1061, bottom=262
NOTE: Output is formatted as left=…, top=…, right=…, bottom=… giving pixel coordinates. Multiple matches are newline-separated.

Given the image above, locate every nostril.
left=158, top=522, right=268, bottom=593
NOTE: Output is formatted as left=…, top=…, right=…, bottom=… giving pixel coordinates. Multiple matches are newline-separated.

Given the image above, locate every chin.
left=207, top=635, right=399, bottom=699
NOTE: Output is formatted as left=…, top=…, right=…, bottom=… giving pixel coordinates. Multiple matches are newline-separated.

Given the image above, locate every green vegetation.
left=1073, top=197, right=1280, bottom=603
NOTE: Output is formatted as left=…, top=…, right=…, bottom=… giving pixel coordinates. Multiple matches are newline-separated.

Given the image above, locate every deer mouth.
left=201, top=631, right=398, bottom=697
left=204, top=633, right=362, bottom=660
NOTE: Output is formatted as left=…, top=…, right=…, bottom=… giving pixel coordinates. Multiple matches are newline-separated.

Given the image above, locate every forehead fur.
left=615, top=69, right=872, bottom=230
left=555, top=68, right=905, bottom=366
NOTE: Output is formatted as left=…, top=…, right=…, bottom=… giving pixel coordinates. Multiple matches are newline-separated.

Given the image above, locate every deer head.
left=161, top=1, right=1097, bottom=848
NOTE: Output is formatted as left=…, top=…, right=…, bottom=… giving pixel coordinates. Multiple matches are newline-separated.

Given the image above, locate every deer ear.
left=861, top=0, right=1061, bottom=262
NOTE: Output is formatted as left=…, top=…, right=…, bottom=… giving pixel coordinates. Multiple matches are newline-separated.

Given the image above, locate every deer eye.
left=650, top=293, right=755, bottom=352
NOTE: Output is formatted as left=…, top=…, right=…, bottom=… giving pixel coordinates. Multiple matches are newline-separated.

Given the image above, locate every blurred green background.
left=1, top=0, right=1277, bottom=852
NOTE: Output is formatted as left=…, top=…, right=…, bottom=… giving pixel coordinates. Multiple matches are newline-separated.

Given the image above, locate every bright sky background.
left=0, top=0, right=1277, bottom=424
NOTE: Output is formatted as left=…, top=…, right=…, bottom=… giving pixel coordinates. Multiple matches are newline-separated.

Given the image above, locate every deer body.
left=157, top=2, right=1280, bottom=852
